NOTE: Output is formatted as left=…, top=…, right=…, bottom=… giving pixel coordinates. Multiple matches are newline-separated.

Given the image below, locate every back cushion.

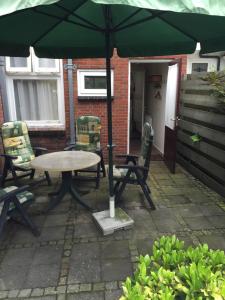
left=1, top=121, right=35, bottom=165
left=76, top=116, right=101, bottom=148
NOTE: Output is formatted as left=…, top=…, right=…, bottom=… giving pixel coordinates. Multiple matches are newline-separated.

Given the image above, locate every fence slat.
left=177, top=142, right=225, bottom=181
left=177, top=130, right=225, bottom=164
left=177, top=154, right=225, bottom=197
left=180, top=107, right=225, bottom=128
left=178, top=119, right=225, bottom=147
left=180, top=93, right=220, bottom=109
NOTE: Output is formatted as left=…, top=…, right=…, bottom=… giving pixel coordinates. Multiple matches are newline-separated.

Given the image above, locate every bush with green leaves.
left=120, top=235, right=225, bottom=300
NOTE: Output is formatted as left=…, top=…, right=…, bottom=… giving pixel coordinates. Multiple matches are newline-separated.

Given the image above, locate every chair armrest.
left=115, top=164, right=148, bottom=172
left=0, top=154, right=18, bottom=160
left=0, top=185, right=30, bottom=203
left=33, top=147, right=48, bottom=156
left=116, top=154, right=139, bottom=159
left=64, top=145, right=76, bottom=151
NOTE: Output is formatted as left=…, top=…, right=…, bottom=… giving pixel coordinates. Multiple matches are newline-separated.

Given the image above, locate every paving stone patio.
left=0, top=161, right=224, bottom=300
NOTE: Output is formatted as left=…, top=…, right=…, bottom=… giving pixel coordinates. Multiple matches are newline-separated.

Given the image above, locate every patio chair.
left=0, top=181, right=40, bottom=237
left=113, top=122, right=155, bottom=210
left=65, top=116, right=106, bottom=188
left=1, top=121, right=51, bottom=187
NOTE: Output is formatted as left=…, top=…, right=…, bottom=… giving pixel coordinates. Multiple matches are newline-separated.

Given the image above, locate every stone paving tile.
left=0, top=248, right=35, bottom=267
left=32, top=245, right=63, bottom=265
left=24, top=264, right=60, bottom=288
left=38, top=226, right=66, bottom=242
left=0, top=265, right=28, bottom=290
left=183, top=216, right=215, bottom=230
left=102, top=258, right=132, bottom=281
left=101, top=240, right=130, bottom=259
left=207, top=216, right=225, bottom=228
left=105, top=289, right=122, bottom=300
left=200, top=205, right=225, bottom=216
left=43, top=214, right=68, bottom=227
left=176, top=205, right=204, bottom=218
left=136, top=237, right=155, bottom=255
left=67, top=292, right=104, bottom=300
left=198, top=234, right=225, bottom=251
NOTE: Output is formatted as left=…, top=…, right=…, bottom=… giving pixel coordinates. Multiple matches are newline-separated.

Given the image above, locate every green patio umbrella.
left=1, top=0, right=225, bottom=229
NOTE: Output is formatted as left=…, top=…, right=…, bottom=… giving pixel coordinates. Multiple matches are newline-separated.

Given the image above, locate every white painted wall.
left=187, top=50, right=225, bottom=73
left=145, top=63, right=168, bottom=154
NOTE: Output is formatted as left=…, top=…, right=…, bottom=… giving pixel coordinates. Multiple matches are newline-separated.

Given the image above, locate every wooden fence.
left=177, top=73, right=225, bottom=197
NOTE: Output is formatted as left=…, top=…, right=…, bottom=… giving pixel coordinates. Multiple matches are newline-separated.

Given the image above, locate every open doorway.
left=129, top=60, right=180, bottom=169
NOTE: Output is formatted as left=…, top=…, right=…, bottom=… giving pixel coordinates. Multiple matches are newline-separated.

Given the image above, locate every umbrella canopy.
left=1, top=0, right=225, bottom=219
left=1, top=0, right=225, bottom=58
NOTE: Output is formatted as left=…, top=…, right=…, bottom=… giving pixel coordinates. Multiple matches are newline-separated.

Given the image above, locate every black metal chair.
left=113, top=122, right=155, bottom=210
left=1, top=121, right=51, bottom=187
left=0, top=180, right=40, bottom=237
left=65, top=116, right=106, bottom=188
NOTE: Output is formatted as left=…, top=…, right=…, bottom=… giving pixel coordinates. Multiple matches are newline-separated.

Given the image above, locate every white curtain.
left=13, top=80, right=59, bottom=121
left=38, top=58, right=56, bottom=68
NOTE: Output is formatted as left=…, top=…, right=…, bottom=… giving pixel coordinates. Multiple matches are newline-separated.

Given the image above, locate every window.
left=5, top=49, right=64, bottom=128
left=77, top=69, right=114, bottom=98
left=192, top=63, right=208, bottom=73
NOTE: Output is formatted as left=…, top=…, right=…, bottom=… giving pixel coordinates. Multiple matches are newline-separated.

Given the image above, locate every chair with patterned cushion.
left=65, top=116, right=106, bottom=188
left=0, top=182, right=39, bottom=237
left=1, top=121, right=51, bottom=187
left=113, top=122, right=155, bottom=210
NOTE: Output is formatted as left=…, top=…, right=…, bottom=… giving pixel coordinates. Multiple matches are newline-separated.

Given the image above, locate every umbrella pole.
left=105, top=26, right=115, bottom=218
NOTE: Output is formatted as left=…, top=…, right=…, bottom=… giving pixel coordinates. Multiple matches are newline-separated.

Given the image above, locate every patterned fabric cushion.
left=1, top=121, right=35, bottom=167
left=76, top=116, right=101, bottom=151
left=111, top=165, right=136, bottom=180
left=0, top=186, right=34, bottom=214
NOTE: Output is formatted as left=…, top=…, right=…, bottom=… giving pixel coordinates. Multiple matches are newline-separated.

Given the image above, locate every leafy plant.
left=120, top=235, right=225, bottom=300
left=202, top=71, right=225, bottom=106
left=190, top=133, right=201, bottom=143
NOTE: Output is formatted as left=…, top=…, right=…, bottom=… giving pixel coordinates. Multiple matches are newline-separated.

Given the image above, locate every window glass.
left=38, top=58, right=56, bottom=69
left=192, top=63, right=208, bottom=73
left=10, top=57, right=28, bottom=68
left=84, top=76, right=107, bottom=89
left=13, top=79, right=59, bottom=121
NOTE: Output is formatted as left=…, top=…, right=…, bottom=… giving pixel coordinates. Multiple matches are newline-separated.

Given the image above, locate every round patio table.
left=31, top=151, right=100, bottom=212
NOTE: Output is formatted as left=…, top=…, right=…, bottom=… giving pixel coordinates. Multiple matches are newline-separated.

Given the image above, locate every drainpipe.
left=0, top=57, right=10, bottom=121
left=199, top=53, right=221, bottom=71
left=64, top=59, right=76, bottom=145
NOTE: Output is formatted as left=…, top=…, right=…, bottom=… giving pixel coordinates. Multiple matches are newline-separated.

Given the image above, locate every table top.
left=30, top=151, right=101, bottom=172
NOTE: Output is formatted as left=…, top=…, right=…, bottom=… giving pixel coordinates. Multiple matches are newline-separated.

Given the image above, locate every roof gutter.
left=199, top=53, right=221, bottom=71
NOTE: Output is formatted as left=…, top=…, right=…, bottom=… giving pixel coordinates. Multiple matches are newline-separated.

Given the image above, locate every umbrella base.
left=92, top=208, right=134, bottom=235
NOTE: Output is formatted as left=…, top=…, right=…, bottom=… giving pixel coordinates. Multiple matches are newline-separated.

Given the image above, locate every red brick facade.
left=0, top=53, right=187, bottom=161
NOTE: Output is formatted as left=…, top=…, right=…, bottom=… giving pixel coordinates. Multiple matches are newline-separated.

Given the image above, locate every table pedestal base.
left=47, top=171, right=92, bottom=212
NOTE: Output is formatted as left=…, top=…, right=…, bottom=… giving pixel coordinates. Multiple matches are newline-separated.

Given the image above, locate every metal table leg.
left=47, top=171, right=93, bottom=212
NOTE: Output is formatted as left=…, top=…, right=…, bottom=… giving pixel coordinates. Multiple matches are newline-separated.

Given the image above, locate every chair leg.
left=115, top=170, right=132, bottom=203
left=12, top=197, right=40, bottom=236
left=1, top=163, right=8, bottom=187
left=45, top=171, right=52, bottom=186
left=95, top=162, right=101, bottom=189
left=0, top=200, right=10, bottom=237
left=30, top=169, right=35, bottom=179
left=136, top=174, right=155, bottom=210
left=11, top=168, right=19, bottom=186
left=100, top=151, right=106, bottom=177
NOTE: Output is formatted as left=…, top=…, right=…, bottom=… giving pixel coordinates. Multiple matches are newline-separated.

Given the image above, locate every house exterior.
left=0, top=49, right=224, bottom=161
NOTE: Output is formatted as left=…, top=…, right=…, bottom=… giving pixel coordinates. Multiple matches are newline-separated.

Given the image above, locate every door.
left=132, top=70, right=145, bottom=136
left=164, top=60, right=181, bottom=173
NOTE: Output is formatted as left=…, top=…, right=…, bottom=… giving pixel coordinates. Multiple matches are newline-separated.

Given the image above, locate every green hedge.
left=120, top=235, right=225, bottom=300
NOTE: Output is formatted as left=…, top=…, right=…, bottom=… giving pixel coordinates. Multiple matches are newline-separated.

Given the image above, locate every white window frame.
left=187, top=58, right=217, bottom=74
left=77, top=69, right=114, bottom=97
left=5, top=56, right=32, bottom=73
left=32, top=49, right=60, bottom=73
left=5, top=60, right=65, bottom=129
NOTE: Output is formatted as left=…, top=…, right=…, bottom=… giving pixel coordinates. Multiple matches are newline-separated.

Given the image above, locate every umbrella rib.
left=114, top=11, right=165, bottom=32
left=32, top=0, right=93, bottom=46
left=113, top=8, right=142, bottom=31
left=55, top=3, right=103, bottom=32
left=148, top=10, right=198, bottom=42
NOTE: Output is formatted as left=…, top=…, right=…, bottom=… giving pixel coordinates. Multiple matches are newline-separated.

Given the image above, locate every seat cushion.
left=1, top=121, right=35, bottom=167
left=107, top=165, right=136, bottom=180
left=0, top=186, right=34, bottom=214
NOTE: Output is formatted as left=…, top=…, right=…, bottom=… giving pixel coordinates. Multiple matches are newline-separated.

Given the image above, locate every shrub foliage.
left=120, top=235, right=225, bottom=300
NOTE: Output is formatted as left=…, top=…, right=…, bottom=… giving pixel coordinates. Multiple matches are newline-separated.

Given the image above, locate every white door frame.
left=127, top=59, right=173, bottom=153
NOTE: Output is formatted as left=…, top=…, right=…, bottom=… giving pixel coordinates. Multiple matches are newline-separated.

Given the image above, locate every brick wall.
left=0, top=52, right=187, bottom=162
